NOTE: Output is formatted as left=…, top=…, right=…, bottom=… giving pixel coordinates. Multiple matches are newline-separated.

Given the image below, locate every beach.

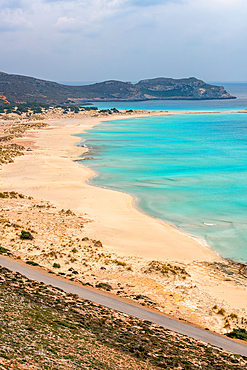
left=0, top=109, right=247, bottom=334
left=0, top=114, right=220, bottom=262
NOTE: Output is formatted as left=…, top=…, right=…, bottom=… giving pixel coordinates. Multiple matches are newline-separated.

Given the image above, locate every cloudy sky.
left=0, top=0, right=246, bottom=83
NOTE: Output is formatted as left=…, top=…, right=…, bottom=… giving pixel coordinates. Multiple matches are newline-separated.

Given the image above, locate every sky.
left=0, top=0, right=247, bottom=83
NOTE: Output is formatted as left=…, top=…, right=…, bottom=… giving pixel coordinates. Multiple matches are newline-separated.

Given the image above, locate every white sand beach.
left=1, top=111, right=247, bottom=334
left=0, top=115, right=220, bottom=263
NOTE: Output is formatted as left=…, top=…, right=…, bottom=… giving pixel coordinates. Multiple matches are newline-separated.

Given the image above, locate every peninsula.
left=0, top=71, right=235, bottom=106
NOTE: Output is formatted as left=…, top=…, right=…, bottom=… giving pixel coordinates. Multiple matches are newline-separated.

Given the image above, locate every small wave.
left=204, top=223, right=216, bottom=226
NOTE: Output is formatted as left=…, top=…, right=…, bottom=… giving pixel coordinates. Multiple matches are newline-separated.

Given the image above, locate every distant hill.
left=0, top=71, right=235, bottom=105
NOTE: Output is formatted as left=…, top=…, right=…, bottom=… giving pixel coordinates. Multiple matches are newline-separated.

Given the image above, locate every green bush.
left=96, top=282, right=112, bottom=291
left=53, top=263, right=61, bottom=268
left=229, top=313, right=238, bottom=320
left=226, top=328, right=247, bottom=341
left=0, top=246, right=9, bottom=254
left=26, top=260, right=39, bottom=266
left=115, top=260, right=126, bottom=267
left=20, top=230, right=33, bottom=240
left=217, top=308, right=226, bottom=316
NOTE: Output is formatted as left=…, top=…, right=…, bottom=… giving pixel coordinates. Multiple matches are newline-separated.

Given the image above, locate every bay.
left=78, top=83, right=247, bottom=262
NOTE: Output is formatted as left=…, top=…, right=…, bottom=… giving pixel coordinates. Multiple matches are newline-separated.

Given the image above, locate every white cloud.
left=54, top=15, right=101, bottom=37
left=129, top=0, right=181, bottom=6
left=55, top=16, right=80, bottom=32
left=0, top=0, right=246, bottom=81
left=0, top=0, right=23, bottom=9
left=0, top=8, right=31, bottom=32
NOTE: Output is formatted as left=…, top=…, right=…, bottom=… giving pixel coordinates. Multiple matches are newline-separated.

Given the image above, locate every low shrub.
left=217, top=308, right=226, bottom=316
left=26, top=260, right=39, bottom=267
left=53, top=263, right=61, bottom=268
left=0, top=246, right=9, bottom=254
left=226, top=328, right=247, bottom=341
left=20, top=230, right=33, bottom=240
left=96, top=282, right=112, bottom=291
left=229, top=313, right=238, bottom=320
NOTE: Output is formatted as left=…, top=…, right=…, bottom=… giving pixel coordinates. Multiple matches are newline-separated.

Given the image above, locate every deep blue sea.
left=77, top=83, right=247, bottom=262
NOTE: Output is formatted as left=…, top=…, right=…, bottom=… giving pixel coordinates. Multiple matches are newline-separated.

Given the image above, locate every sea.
left=76, top=83, right=247, bottom=262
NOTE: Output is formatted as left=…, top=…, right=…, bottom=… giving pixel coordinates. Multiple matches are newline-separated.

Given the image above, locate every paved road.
left=1, top=256, right=247, bottom=357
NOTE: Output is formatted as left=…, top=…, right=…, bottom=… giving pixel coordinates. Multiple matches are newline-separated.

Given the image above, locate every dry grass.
left=1, top=193, right=247, bottom=336
left=0, top=267, right=247, bottom=369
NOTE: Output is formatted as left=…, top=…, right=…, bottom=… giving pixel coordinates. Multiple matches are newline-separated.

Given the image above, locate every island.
left=0, top=71, right=235, bottom=106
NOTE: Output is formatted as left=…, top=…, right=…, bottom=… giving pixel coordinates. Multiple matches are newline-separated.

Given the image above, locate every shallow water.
left=78, top=83, right=247, bottom=262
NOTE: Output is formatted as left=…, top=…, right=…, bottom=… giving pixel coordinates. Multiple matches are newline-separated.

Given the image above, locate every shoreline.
left=77, top=110, right=246, bottom=262
left=85, top=169, right=220, bottom=259
left=11, top=114, right=222, bottom=262
left=2, top=108, right=247, bottom=262
left=1, top=109, right=247, bottom=334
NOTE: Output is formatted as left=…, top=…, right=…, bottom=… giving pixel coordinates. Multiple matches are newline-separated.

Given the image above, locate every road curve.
left=1, top=256, right=247, bottom=357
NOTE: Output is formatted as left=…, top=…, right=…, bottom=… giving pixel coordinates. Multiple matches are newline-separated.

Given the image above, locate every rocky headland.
left=0, top=72, right=235, bottom=106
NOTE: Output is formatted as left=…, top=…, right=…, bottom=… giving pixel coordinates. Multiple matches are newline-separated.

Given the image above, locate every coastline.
left=0, top=113, right=220, bottom=263
left=86, top=173, right=219, bottom=259
left=1, top=110, right=247, bottom=334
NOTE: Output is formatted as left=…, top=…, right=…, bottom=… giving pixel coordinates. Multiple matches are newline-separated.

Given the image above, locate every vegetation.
left=0, top=246, right=9, bottom=255
left=217, top=308, right=226, bottom=316
left=144, top=260, right=189, bottom=278
left=96, top=282, right=113, bottom=291
left=1, top=193, right=247, bottom=338
left=0, top=144, right=24, bottom=165
left=26, top=260, right=39, bottom=267
left=0, top=102, right=91, bottom=115
left=0, top=71, right=234, bottom=105
left=20, top=230, right=33, bottom=240
left=59, top=209, right=76, bottom=216
left=0, top=122, right=48, bottom=168
left=0, top=191, right=26, bottom=199
left=0, top=267, right=246, bottom=369
left=0, top=102, right=51, bottom=114
left=226, top=328, right=247, bottom=341
left=82, top=106, right=98, bottom=111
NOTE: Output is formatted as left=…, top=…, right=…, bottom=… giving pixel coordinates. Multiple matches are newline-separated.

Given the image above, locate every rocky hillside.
left=0, top=72, right=235, bottom=105
left=0, top=266, right=246, bottom=369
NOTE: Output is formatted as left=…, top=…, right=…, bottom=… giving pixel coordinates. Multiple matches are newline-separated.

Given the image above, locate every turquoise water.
left=78, top=85, right=247, bottom=262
